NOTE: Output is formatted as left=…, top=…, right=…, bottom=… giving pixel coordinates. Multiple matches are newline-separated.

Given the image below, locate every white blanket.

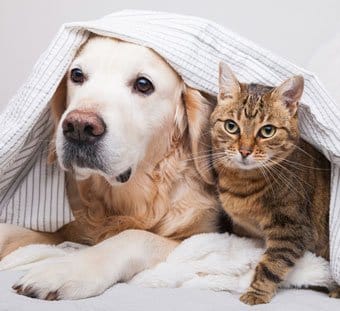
left=0, top=233, right=334, bottom=292
left=0, top=10, right=340, bottom=283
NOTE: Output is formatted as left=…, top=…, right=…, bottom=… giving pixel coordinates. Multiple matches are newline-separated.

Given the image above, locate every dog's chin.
left=105, top=167, right=133, bottom=185
left=71, top=165, right=134, bottom=186
left=57, top=146, right=136, bottom=185
left=57, top=155, right=135, bottom=186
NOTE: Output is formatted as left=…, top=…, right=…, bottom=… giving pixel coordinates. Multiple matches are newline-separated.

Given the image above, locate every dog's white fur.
left=8, top=230, right=178, bottom=299
left=0, top=37, right=215, bottom=300
left=58, top=38, right=184, bottom=183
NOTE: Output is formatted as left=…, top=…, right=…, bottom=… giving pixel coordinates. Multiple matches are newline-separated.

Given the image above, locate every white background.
left=1, top=0, right=339, bottom=110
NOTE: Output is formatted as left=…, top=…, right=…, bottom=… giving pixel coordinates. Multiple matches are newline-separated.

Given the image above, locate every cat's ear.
left=272, top=75, right=304, bottom=116
left=219, top=62, right=241, bottom=100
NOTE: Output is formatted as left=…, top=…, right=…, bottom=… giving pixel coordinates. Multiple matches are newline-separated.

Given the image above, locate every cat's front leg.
left=240, top=225, right=307, bottom=305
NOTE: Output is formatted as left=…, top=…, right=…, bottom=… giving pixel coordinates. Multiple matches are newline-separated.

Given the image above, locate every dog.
left=0, top=36, right=226, bottom=300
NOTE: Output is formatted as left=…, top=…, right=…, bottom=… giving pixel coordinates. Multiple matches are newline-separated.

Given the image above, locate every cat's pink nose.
left=239, top=148, right=252, bottom=158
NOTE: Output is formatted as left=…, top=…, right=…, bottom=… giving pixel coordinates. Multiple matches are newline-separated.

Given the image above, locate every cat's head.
left=210, top=62, right=304, bottom=171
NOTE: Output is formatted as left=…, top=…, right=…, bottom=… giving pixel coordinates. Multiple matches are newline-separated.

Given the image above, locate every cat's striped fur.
left=211, top=62, right=339, bottom=305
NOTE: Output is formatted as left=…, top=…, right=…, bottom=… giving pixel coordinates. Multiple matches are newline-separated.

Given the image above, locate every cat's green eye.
left=259, top=125, right=276, bottom=138
left=224, top=120, right=239, bottom=134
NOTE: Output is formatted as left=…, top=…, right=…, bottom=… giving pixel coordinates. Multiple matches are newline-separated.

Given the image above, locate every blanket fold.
left=0, top=10, right=339, bottom=283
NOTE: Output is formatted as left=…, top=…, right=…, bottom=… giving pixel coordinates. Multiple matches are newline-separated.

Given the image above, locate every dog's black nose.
left=62, top=110, right=106, bottom=143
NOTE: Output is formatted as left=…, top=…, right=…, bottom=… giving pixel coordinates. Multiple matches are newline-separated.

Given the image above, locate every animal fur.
left=0, top=36, right=223, bottom=300
left=211, top=62, right=338, bottom=305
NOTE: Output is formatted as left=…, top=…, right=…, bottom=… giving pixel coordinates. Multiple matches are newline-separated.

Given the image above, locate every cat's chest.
left=218, top=179, right=267, bottom=238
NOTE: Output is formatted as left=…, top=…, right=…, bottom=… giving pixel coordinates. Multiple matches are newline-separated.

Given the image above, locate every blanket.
left=0, top=233, right=334, bottom=292
left=0, top=10, right=339, bottom=283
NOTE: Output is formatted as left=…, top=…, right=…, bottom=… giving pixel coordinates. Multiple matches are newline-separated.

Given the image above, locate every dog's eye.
left=134, top=77, right=154, bottom=95
left=70, top=68, right=85, bottom=84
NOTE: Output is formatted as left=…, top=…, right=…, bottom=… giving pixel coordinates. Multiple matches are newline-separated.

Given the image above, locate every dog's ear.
left=47, top=76, right=67, bottom=164
left=183, top=87, right=216, bottom=185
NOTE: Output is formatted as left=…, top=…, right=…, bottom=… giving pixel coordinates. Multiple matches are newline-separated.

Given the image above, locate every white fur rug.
left=0, top=233, right=334, bottom=293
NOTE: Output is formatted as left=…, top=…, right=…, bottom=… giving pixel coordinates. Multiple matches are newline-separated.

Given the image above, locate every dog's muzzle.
left=61, top=110, right=107, bottom=171
left=61, top=110, right=133, bottom=183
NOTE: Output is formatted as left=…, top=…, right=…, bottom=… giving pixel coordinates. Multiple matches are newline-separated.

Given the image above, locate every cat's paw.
left=329, top=286, right=340, bottom=298
left=240, top=291, right=271, bottom=305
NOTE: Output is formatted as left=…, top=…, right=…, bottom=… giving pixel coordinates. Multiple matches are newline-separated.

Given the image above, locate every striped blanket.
left=0, top=10, right=339, bottom=283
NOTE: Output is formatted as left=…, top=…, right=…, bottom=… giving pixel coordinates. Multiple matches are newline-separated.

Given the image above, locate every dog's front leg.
left=0, top=224, right=63, bottom=259
left=12, top=229, right=178, bottom=300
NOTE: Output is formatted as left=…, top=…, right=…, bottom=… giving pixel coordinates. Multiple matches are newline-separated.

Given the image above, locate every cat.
left=210, top=62, right=340, bottom=305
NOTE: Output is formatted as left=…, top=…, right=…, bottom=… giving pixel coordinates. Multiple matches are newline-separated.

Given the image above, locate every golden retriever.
left=0, top=36, right=225, bottom=300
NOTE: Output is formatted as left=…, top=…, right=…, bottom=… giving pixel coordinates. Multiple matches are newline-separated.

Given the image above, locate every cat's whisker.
left=186, top=149, right=218, bottom=157
left=268, top=158, right=314, bottom=189
left=267, top=165, right=307, bottom=201
left=182, top=152, right=226, bottom=163
left=276, top=157, right=329, bottom=171
left=199, top=155, right=226, bottom=174
left=266, top=160, right=313, bottom=205
left=290, top=143, right=317, bottom=161
left=269, top=166, right=315, bottom=221
left=259, top=166, right=276, bottom=198
left=201, top=154, right=225, bottom=168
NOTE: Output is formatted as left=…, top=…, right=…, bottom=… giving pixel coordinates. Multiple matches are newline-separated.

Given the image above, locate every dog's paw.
left=0, top=244, right=67, bottom=271
left=12, top=253, right=111, bottom=300
left=240, top=291, right=271, bottom=305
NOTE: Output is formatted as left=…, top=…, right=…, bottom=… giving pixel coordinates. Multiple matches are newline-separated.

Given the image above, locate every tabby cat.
left=211, top=62, right=340, bottom=305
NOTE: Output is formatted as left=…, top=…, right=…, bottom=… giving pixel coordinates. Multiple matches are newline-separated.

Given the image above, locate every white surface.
left=0, top=270, right=339, bottom=311
left=1, top=0, right=340, bottom=110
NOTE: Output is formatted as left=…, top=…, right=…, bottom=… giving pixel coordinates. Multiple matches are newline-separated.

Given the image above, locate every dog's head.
left=49, top=36, right=215, bottom=185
